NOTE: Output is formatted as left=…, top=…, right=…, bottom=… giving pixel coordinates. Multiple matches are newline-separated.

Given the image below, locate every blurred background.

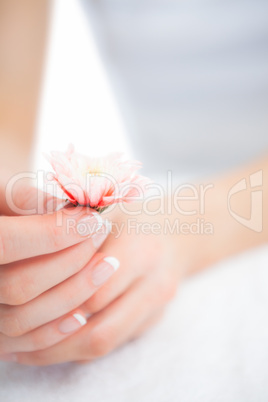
left=2, top=1, right=268, bottom=401
left=36, top=0, right=268, bottom=179
left=34, top=0, right=130, bottom=173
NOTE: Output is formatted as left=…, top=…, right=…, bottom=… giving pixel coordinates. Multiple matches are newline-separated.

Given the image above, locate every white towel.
left=1, top=245, right=268, bottom=402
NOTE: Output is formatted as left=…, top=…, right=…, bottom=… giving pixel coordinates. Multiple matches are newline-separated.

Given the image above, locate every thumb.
left=4, top=180, right=68, bottom=216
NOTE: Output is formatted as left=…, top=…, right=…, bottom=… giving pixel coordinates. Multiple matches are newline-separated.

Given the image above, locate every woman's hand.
left=0, top=205, right=120, bottom=359
left=4, top=202, right=184, bottom=365
left=2, top=155, right=267, bottom=365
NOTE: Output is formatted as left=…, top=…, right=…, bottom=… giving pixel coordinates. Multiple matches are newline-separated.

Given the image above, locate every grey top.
left=82, top=0, right=268, bottom=177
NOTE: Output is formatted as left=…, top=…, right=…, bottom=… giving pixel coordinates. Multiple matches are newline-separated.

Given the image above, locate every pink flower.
left=45, top=144, right=150, bottom=211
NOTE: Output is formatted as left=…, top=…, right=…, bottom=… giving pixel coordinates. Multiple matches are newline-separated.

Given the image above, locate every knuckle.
left=0, top=270, right=31, bottom=306
left=14, top=283, right=34, bottom=305
left=0, top=272, right=14, bottom=304
left=0, top=307, right=25, bottom=337
left=89, top=325, right=117, bottom=358
left=62, top=278, right=85, bottom=311
left=69, top=246, right=89, bottom=273
left=43, top=218, right=63, bottom=250
left=85, top=291, right=107, bottom=314
left=14, top=274, right=37, bottom=305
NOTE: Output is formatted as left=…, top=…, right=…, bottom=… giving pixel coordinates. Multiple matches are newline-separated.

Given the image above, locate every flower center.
left=87, top=172, right=101, bottom=177
left=85, top=167, right=105, bottom=177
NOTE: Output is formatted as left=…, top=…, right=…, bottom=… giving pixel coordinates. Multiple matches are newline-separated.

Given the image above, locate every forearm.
left=173, top=154, right=268, bottom=276
left=0, top=0, right=51, bottom=214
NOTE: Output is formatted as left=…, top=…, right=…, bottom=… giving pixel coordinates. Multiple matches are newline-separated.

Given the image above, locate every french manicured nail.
left=91, top=256, right=120, bottom=286
left=46, top=199, right=67, bottom=213
left=55, top=201, right=69, bottom=211
left=76, top=213, right=103, bottom=237
left=91, top=219, right=112, bottom=248
left=0, top=353, right=17, bottom=362
left=58, top=313, right=87, bottom=334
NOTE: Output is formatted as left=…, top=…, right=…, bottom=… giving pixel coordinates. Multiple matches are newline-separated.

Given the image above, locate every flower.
left=44, top=144, right=150, bottom=212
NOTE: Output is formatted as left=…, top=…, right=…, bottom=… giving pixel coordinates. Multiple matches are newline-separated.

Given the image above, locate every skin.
left=0, top=0, right=267, bottom=365
left=0, top=158, right=267, bottom=365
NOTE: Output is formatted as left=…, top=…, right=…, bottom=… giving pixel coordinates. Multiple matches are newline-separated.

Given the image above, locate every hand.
left=0, top=175, right=66, bottom=216
left=7, top=202, right=183, bottom=365
left=0, top=203, right=119, bottom=360
left=2, top=155, right=268, bottom=365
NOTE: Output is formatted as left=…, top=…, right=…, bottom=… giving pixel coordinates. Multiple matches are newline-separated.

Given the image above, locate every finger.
left=0, top=254, right=120, bottom=337
left=0, top=309, right=87, bottom=354
left=11, top=276, right=157, bottom=365
left=80, top=227, right=154, bottom=315
left=81, top=252, right=144, bottom=315
left=0, top=205, right=104, bottom=264
left=7, top=182, right=67, bottom=216
left=0, top=221, right=110, bottom=305
left=76, top=309, right=165, bottom=365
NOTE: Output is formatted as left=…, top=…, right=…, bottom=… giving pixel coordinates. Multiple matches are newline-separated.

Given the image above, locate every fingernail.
left=55, top=201, right=69, bottom=211
left=91, top=219, right=112, bottom=248
left=46, top=199, right=67, bottom=213
left=91, top=256, right=120, bottom=286
left=0, top=353, right=17, bottom=362
left=58, top=313, right=87, bottom=334
left=76, top=213, right=103, bottom=237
